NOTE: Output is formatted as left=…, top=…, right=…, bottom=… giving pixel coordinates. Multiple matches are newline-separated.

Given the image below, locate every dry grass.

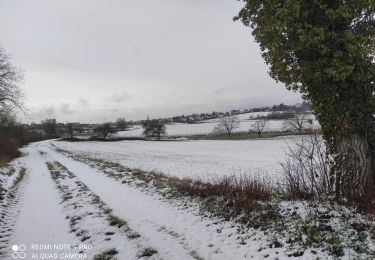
left=278, top=134, right=375, bottom=215
left=279, top=134, right=331, bottom=200
left=172, top=174, right=272, bottom=217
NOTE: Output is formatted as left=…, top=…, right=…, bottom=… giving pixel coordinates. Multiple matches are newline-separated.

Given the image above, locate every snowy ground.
left=51, top=137, right=298, bottom=180
left=115, top=120, right=285, bottom=138
left=1, top=138, right=374, bottom=259
left=114, top=111, right=320, bottom=138
left=0, top=140, right=306, bottom=259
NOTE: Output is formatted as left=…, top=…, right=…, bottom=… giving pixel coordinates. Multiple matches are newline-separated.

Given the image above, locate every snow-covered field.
left=115, top=111, right=319, bottom=138
left=115, top=120, right=286, bottom=137
left=51, top=137, right=295, bottom=180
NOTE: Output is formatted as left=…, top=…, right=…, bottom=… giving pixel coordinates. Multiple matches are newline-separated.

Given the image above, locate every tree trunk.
left=334, top=134, right=374, bottom=199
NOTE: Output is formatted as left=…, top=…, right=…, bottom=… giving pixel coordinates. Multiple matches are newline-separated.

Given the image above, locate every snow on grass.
left=51, top=137, right=296, bottom=181
left=278, top=201, right=375, bottom=258
left=0, top=159, right=25, bottom=192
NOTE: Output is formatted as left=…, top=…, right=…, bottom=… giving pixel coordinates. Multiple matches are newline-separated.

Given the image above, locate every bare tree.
left=0, top=47, right=43, bottom=162
left=94, top=123, right=117, bottom=139
left=251, top=120, right=267, bottom=138
left=0, top=47, right=23, bottom=111
left=142, top=120, right=166, bottom=140
left=283, top=111, right=312, bottom=133
left=213, top=115, right=240, bottom=137
left=116, top=117, right=127, bottom=131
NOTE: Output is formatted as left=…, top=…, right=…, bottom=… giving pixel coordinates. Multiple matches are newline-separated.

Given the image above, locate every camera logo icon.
left=11, top=245, right=27, bottom=259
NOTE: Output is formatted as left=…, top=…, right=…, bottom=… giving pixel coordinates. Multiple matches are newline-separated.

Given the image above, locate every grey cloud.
left=214, top=88, right=225, bottom=95
left=60, top=103, right=76, bottom=115
left=78, top=98, right=89, bottom=107
left=104, top=92, right=131, bottom=103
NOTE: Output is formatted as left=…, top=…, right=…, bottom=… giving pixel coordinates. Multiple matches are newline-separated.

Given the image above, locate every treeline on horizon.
left=24, top=101, right=311, bottom=140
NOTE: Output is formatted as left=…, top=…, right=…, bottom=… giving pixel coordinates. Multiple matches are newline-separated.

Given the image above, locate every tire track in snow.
left=9, top=144, right=80, bottom=258
left=0, top=167, right=28, bottom=258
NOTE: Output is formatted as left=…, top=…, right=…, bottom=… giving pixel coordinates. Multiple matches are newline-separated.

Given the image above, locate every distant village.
left=26, top=102, right=310, bottom=138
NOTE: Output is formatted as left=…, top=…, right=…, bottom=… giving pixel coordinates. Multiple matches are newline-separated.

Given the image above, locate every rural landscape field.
left=1, top=0, right=375, bottom=260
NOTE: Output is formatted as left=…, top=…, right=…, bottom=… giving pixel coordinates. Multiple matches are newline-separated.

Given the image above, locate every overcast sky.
left=0, top=0, right=301, bottom=123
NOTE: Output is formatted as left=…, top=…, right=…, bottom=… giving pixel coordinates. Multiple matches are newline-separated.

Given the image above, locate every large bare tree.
left=213, top=115, right=240, bottom=137
left=0, top=47, right=23, bottom=111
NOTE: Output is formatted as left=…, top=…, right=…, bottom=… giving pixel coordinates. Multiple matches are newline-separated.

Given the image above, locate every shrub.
left=0, top=135, right=20, bottom=165
left=279, top=134, right=331, bottom=200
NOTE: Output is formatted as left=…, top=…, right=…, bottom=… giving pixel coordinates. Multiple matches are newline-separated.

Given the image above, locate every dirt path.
left=9, top=143, right=79, bottom=258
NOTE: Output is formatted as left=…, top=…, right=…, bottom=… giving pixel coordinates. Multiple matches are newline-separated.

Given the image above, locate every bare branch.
left=0, top=47, right=24, bottom=112
left=213, top=115, right=240, bottom=137
left=250, top=119, right=267, bottom=137
left=283, top=110, right=312, bottom=133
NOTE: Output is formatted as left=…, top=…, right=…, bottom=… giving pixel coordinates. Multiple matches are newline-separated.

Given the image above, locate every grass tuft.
left=138, top=248, right=157, bottom=258
left=107, top=214, right=127, bottom=228
left=93, top=248, right=118, bottom=260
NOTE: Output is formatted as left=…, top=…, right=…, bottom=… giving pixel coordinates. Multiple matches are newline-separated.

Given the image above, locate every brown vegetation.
left=174, top=175, right=271, bottom=217
left=0, top=130, right=44, bottom=165
left=0, top=136, right=20, bottom=165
